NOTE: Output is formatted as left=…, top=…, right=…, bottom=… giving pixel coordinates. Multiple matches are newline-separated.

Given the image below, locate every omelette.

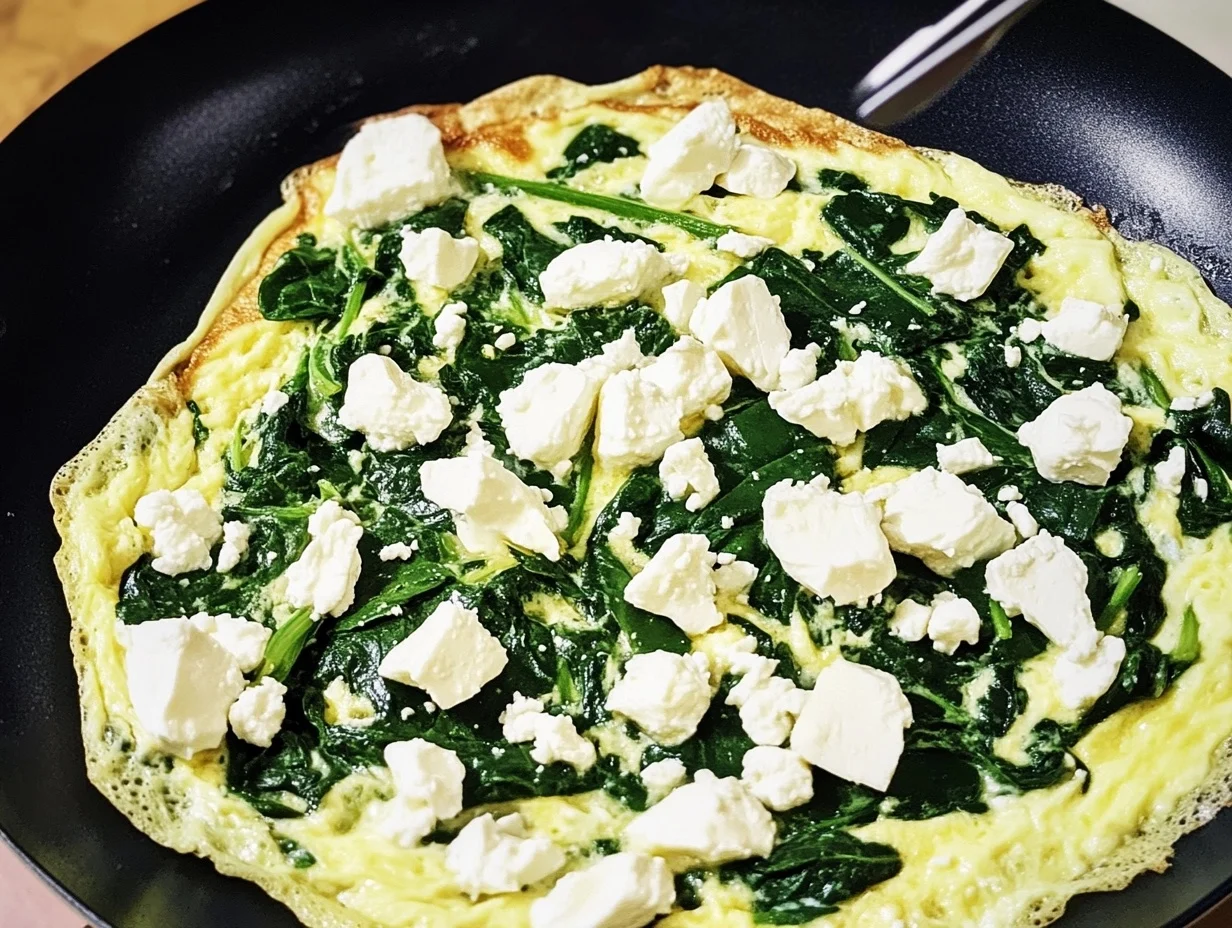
left=50, top=67, right=1232, bottom=928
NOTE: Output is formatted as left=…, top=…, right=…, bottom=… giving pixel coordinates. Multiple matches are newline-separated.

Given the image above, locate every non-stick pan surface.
left=2, top=1, right=1231, bottom=925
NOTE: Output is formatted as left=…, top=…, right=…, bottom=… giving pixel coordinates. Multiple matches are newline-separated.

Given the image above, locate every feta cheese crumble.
left=1054, top=634, right=1127, bottom=709
left=324, top=113, right=452, bottom=230
left=594, top=369, right=684, bottom=469
left=936, top=437, right=997, bottom=475
left=640, top=98, right=738, bottom=208
left=499, top=362, right=601, bottom=472
left=215, top=520, right=251, bottom=573
left=529, top=852, right=675, bottom=928
left=228, top=676, right=287, bottom=748
left=1040, top=297, right=1129, bottom=362
left=134, top=487, right=223, bottom=576
left=741, top=746, right=814, bottom=811
left=498, top=694, right=597, bottom=772
left=776, top=343, right=822, bottom=391
left=1005, top=500, right=1040, bottom=538
left=624, top=533, right=722, bottom=634
left=638, top=336, right=733, bottom=422
left=623, top=769, right=776, bottom=864
left=690, top=275, right=792, bottom=392
left=1017, top=384, right=1133, bottom=486
left=791, top=658, right=913, bottom=791
left=717, top=140, right=796, bottom=198
left=284, top=500, right=363, bottom=617
left=432, top=301, right=468, bottom=352
left=888, top=595, right=979, bottom=654
left=660, top=278, right=705, bottom=332
left=188, top=612, right=271, bottom=673
left=640, top=757, right=689, bottom=800
left=606, top=651, right=712, bottom=745
left=716, top=230, right=775, bottom=258
left=762, top=477, right=896, bottom=605
left=378, top=594, right=508, bottom=708
left=378, top=541, right=418, bottom=561
left=446, top=812, right=566, bottom=899
left=725, top=652, right=807, bottom=745
left=378, top=739, right=465, bottom=847
left=338, top=354, right=453, bottom=451
left=399, top=227, right=480, bottom=290
left=539, top=239, right=685, bottom=310
left=903, top=207, right=1014, bottom=301
left=1154, top=445, right=1187, bottom=495
left=658, top=438, right=721, bottom=511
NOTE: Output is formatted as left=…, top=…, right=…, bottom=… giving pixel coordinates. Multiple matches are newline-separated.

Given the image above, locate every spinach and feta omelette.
left=52, top=68, right=1232, bottom=928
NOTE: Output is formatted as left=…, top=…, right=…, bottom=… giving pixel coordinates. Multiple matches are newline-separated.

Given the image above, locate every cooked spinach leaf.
left=547, top=124, right=641, bottom=180
left=258, top=235, right=349, bottom=322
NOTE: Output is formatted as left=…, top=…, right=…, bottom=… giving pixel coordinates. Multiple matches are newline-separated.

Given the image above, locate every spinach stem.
left=838, top=245, right=937, bottom=317
left=989, top=600, right=1013, bottom=639
left=1138, top=365, right=1170, bottom=408
left=466, top=171, right=730, bottom=239
left=1171, top=604, right=1201, bottom=664
left=1097, top=565, right=1142, bottom=630
left=334, top=278, right=367, bottom=341
left=259, top=607, right=316, bottom=681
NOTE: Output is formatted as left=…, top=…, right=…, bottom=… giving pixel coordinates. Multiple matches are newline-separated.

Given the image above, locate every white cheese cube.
left=529, top=714, right=597, bottom=772
left=639, top=336, right=733, bottom=421
left=378, top=541, right=418, bottom=561
left=716, top=230, right=775, bottom=258
left=376, top=800, right=439, bottom=848
left=777, top=343, right=822, bottom=391
left=432, top=301, right=468, bottom=352
left=378, top=594, right=508, bottom=708
left=284, top=500, right=364, bottom=617
left=1170, top=391, right=1214, bottom=412
left=640, top=98, right=738, bottom=208
left=658, top=439, right=721, bottom=512
left=984, top=531, right=1100, bottom=658
left=714, top=559, right=759, bottom=600
left=117, top=616, right=246, bottom=758
left=791, top=658, right=913, bottom=791
left=878, top=468, right=1015, bottom=577
left=1005, top=500, right=1040, bottom=538
left=926, top=593, right=981, bottom=655
left=1154, top=445, right=1187, bottom=495
left=134, top=488, right=223, bottom=576
left=399, top=227, right=480, bottom=291
left=539, top=239, right=685, bottom=310
left=1004, top=344, right=1023, bottom=368
left=594, top=369, right=684, bottom=469
left=500, top=692, right=546, bottom=743
left=736, top=675, right=807, bottom=746
left=228, top=676, right=287, bottom=748
left=624, top=533, right=722, bottom=635
left=324, top=113, right=453, bottom=230
left=640, top=758, right=689, bottom=800
left=1017, top=384, right=1133, bottom=486
left=420, top=448, right=564, bottom=561
left=498, top=362, right=601, bottom=472
left=260, top=388, right=290, bottom=416
left=605, top=651, right=712, bottom=745
left=623, top=769, right=775, bottom=864
left=690, top=275, right=791, bottom=392
left=903, top=207, right=1014, bottom=301
left=215, top=520, right=251, bottom=573
left=1040, top=297, right=1129, bottom=362
left=717, top=141, right=796, bottom=198
left=1017, top=318, right=1043, bottom=342
left=762, top=478, right=896, bottom=605
left=188, top=612, right=271, bottom=673
left=577, top=328, right=647, bottom=380
left=741, top=745, right=814, bottom=811
left=384, top=738, right=465, bottom=821
left=770, top=351, right=926, bottom=445
left=1054, top=634, right=1127, bottom=709
left=936, top=437, right=997, bottom=475
left=660, top=278, right=705, bottom=332
left=446, top=813, right=566, bottom=899
left=338, top=354, right=453, bottom=451
left=889, top=599, right=932, bottom=642
left=529, top=852, right=675, bottom=928
left=997, top=484, right=1023, bottom=502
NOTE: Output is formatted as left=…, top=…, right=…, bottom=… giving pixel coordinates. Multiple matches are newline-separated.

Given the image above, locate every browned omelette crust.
left=50, top=66, right=1207, bottom=928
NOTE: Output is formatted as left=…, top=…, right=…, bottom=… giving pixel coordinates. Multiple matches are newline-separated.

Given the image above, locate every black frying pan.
left=2, top=1, right=1231, bottom=925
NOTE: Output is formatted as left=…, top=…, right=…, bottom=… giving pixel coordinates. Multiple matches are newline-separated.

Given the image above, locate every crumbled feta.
left=714, top=559, right=759, bottom=599
left=889, top=599, right=932, bottom=642
left=228, top=676, right=287, bottom=748
left=1195, top=477, right=1210, bottom=500
left=660, top=278, right=705, bottom=332
left=1004, top=344, right=1022, bottom=368
left=540, top=239, right=685, bottom=310
left=791, top=658, right=913, bottom=791
left=378, top=739, right=465, bottom=847
left=926, top=593, right=981, bottom=655
left=338, top=354, right=453, bottom=451
left=594, top=369, right=684, bottom=469
left=495, top=332, right=517, bottom=351
left=609, top=511, right=643, bottom=547
left=260, top=389, right=290, bottom=416
left=134, top=488, right=223, bottom=576
left=323, top=676, right=377, bottom=728
left=936, top=437, right=997, bottom=475
left=624, top=533, right=722, bottom=635
left=324, top=113, right=452, bottom=229
left=716, top=230, right=775, bottom=258
left=640, top=98, right=738, bottom=208
left=529, top=852, right=675, bottom=928
left=606, top=651, right=712, bottom=745
left=378, top=540, right=418, bottom=561
left=717, top=140, right=796, bottom=198
left=1040, top=297, right=1129, bottom=362
left=215, top=520, right=251, bottom=573
left=726, top=653, right=807, bottom=746
left=1017, top=318, right=1043, bottom=342
left=446, top=813, right=566, bottom=899
left=378, top=594, right=508, bottom=708
left=284, top=500, right=364, bottom=617
left=420, top=447, right=564, bottom=560
left=433, top=301, right=468, bottom=352
left=377, top=800, right=438, bottom=848
left=500, top=692, right=546, bottom=742
left=770, top=351, right=926, bottom=445
left=1017, top=384, right=1133, bottom=486
left=639, top=336, right=733, bottom=422
left=578, top=328, right=647, bottom=380
left=1170, top=391, right=1214, bottom=411
left=878, top=468, right=1015, bottom=576
left=641, top=758, right=689, bottom=800
left=189, top=612, right=271, bottom=673
left=529, top=713, right=597, bottom=771
left=499, top=362, right=601, bottom=472
left=997, top=484, right=1023, bottom=502
left=623, top=769, right=775, bottom=864
left=1005, top=500, right=1040, bottom=538
left=985, top=531, right=1100, bottom=658
left=777, top=343, right=822, bottom=391
left=1154, top=445, right=1187, bottom=495
left=399, top=227, right=480, bottom=290
left=659, top=439, right=721, bottom=512
left=117, top=616, right=246, bottom=758
left=903, top=207, right=1014, bottom=301
left=762, top=478, right=896, bottom=605
left=1054, top=634, right=1127, bottom=709
left=690, top=275, right=791, bottom=392
left=741, top=746, right=814, bottom=811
